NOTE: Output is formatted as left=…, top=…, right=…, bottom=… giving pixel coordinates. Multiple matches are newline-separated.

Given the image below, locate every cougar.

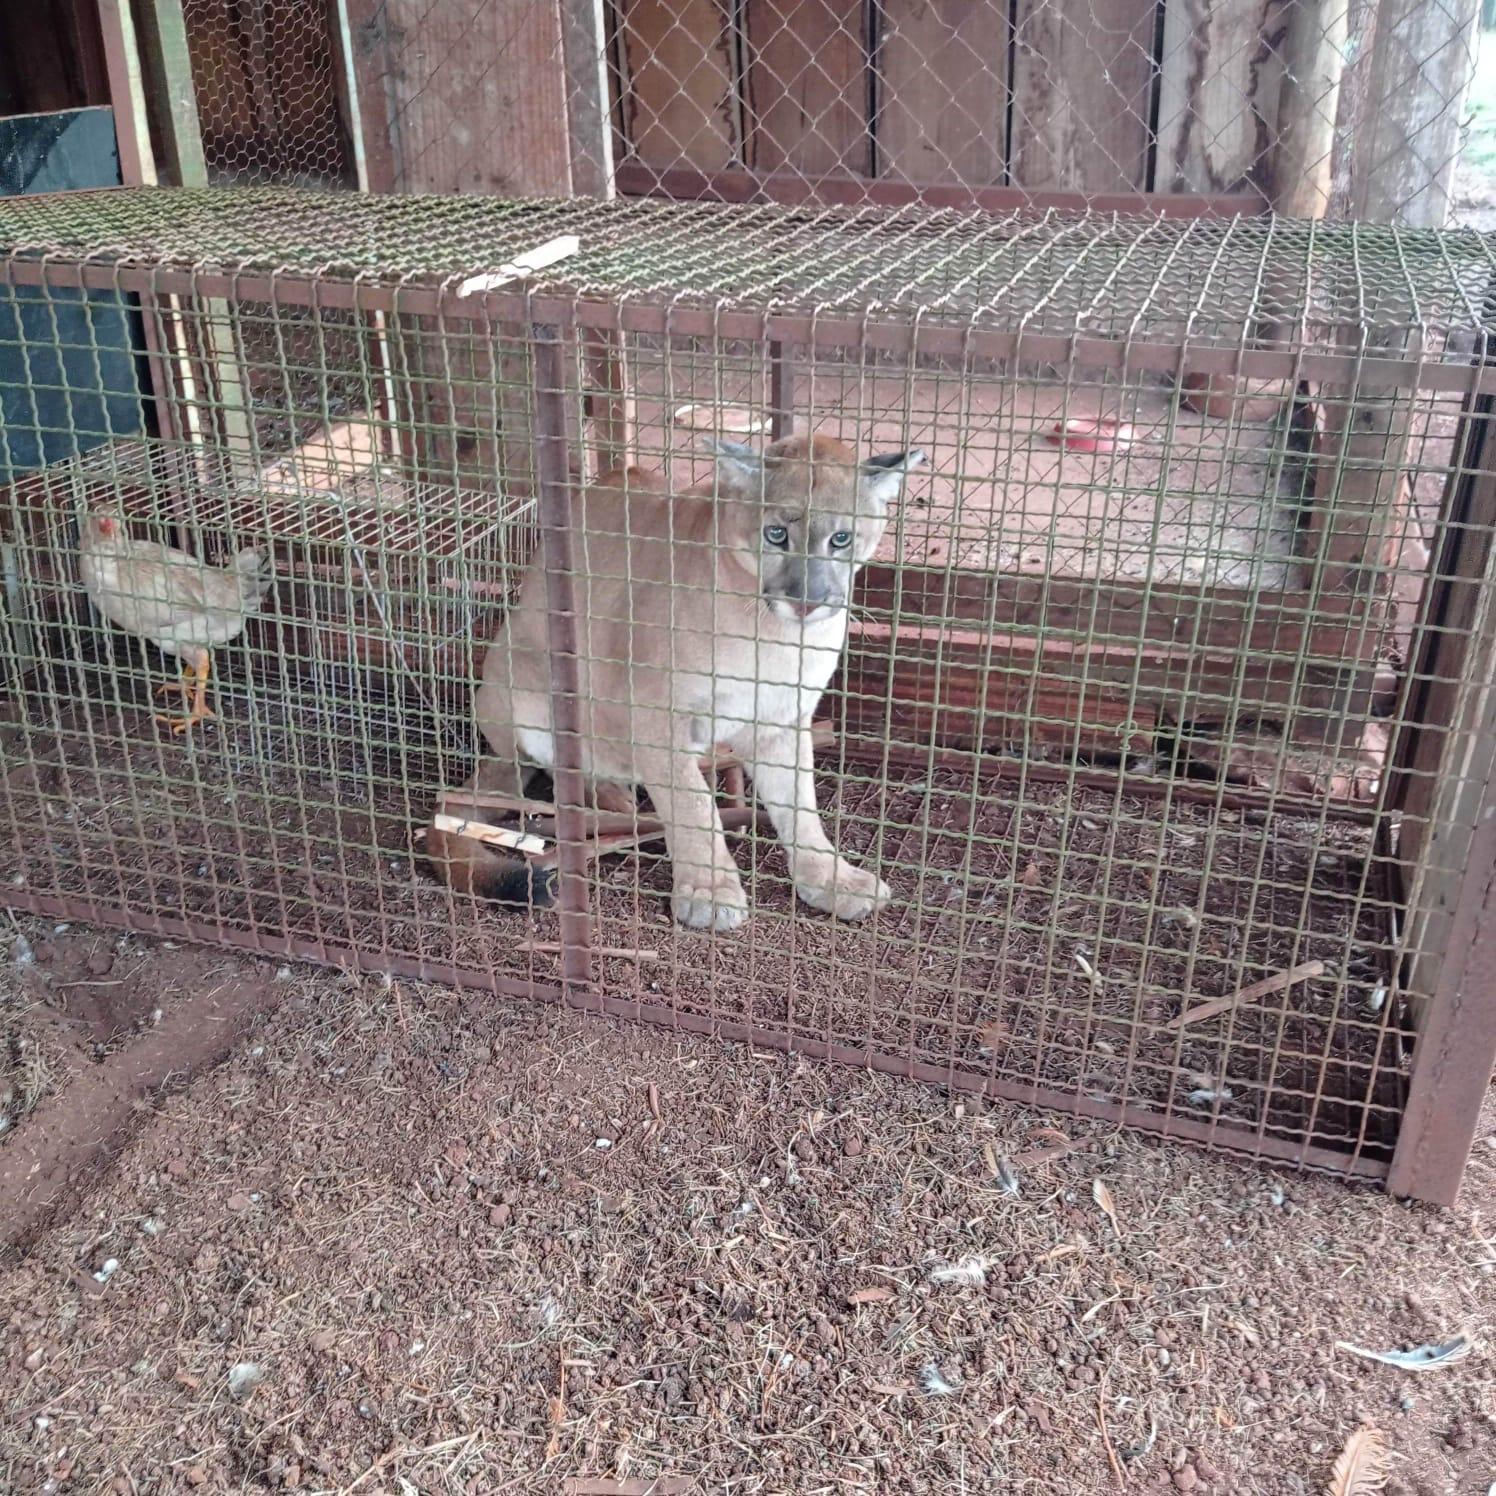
left=426, top=432, right=927, bottom=930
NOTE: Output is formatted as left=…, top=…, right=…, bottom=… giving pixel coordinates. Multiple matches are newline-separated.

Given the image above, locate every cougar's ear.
left=860, top=448, right=929, bottom=509
left=707, top=438, right=766, bottom=498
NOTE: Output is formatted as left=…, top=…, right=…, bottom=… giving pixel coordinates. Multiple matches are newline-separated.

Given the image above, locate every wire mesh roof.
left=2, top=186, right=1494, bottom=351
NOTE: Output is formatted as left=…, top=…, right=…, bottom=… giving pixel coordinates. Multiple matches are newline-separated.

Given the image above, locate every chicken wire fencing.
left=156, top=2, right=1480, bottom=222
left=2, top=185, right=1496, bottom=1203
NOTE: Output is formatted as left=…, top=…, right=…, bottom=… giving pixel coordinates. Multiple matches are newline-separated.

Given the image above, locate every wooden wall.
left=610, top=0, right=1293, bottom=204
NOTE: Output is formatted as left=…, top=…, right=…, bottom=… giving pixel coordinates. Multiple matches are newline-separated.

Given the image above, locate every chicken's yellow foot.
left=153, top=651, right=216, bottom=734
left=154, top=668, right=193, bottom=704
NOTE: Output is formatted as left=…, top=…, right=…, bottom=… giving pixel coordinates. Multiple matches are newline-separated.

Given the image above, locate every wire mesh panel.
left=322, top=0, right=1478, bottom=226
left=2, top=185, right=1496, bottom=1202
left=179, top=0, right=355, bottom=188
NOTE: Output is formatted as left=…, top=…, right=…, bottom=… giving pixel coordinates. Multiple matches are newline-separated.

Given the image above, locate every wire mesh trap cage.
left=2, top=182, right=1496, bottom=1205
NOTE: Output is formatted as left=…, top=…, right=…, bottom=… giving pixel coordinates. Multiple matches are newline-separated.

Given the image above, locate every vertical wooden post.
left=532, top=321, right=595, bottom=995
left=769, top=339, right=795, bottom=440
left=1350, top=0, right=1479, bottom=228
left=561, top=0, right=616, bottom=198
left=1386, top=411, right=1496, bottom=1201
left=563, top=0, right=632, bottom=477
left=97, top=0, right=184, bottom=447
left=136, top=0, right=255, bottom=469
left=97, top=0, right=158, bottom=188
left=329, top=0, right=404, bottom=463
left=1271, top=0, right=1349, bottom=219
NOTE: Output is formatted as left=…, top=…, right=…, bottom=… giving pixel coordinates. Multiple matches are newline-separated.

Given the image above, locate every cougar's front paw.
left=672, top=870, right=749, bottom=932
left=795, top=858, right=891, bottom=922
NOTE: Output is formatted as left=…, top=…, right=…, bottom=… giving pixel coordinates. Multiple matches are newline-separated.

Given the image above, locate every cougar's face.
left=712, top=434, right=928, bottom=628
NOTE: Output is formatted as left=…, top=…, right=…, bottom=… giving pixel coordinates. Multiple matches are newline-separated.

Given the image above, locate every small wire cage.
left=1, top=185, right=1495, bottom=1204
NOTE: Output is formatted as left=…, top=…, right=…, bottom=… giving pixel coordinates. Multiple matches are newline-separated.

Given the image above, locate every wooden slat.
left=613, top=160, right=1263, bottom=215
left=616, top=0, right=740, bottom=173
left=562, top=0, right=617, bottom=196
left=856, top=564, right=1379, bottom=663
left=1155, top=0, right=1280, bottom=195
left=1295, top=330, right=1418, bottom=741
left=839, top=619, right=1372, bottom=761
left=875, top=0, right=1006, bottom=187
left=745, top=0, right=870, bottom=177
left=1008, top=0, right=1156, bottom=193
left=370, top=0, right=572, bottom=195
left=340, top=0, right=399, bottom=192
left=1270, top=0, right=1348, bottom=217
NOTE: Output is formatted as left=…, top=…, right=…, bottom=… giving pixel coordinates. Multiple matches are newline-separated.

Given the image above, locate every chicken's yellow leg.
left=154, top=649, right=216, bottom=733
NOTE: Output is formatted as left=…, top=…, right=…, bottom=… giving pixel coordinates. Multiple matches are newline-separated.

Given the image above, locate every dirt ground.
left=8, top=42, right=1496, bottom=1496
left=1, top=915, right=1493, bottom=1495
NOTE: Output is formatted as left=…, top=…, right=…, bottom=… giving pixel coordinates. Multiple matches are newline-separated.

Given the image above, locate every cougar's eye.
left=763, top=524, right=789, bottom=547
left=829, top=529, right=854, bottom=550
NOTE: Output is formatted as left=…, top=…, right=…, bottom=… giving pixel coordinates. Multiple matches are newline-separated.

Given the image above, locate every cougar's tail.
left=423, top=822, right=557, bottom=910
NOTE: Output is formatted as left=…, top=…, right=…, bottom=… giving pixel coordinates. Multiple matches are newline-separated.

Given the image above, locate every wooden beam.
left=566, top=0, right=631, bottom=474
left=562, top=0, right=616, bottom=196
left=136, top=0, right=253, bottom=467
left=339, top=0, right=399, bottom=192
left=612, top=161, right=1263, bottom=216
left=97, top=0, right=157, bottom=187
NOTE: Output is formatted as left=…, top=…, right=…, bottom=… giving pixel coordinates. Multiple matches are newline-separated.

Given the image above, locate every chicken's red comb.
left=93, top=513, right=117, bottom=536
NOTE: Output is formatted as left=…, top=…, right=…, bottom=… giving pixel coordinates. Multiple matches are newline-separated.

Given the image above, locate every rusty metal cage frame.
left=2, top=185, right=1496, bottom=1205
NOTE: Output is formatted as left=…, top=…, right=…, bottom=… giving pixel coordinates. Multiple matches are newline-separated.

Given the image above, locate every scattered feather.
left=929, top=1256, right=989, bottom=1287
left=846, top=1286, right=894, bottom=1306
left=1364, top=985, right=1388, bottom=1016
left=91, top=1257, right=120, bottom=1284
left=920, top=1361, right=962, bottom=1397
left=1187, top=1086, right=1235, bottom=1106
left=1120, top=1412, right=1157, bottom=1462
left=1335, top=1330, right=1474, bottom=1372
left=1092, top=1179, right=1122, bottom=1236
left=1325, top=1426, right=1391, bottom=1495
left=227, top=1362, right=263, bottom=1401
left=1012, top=1127, right=1074, bottom=1169
left=977, top=1019, right=1010, bottom=1054
left=982, top=1141, right=1020, bottom=1195
left=538, top=1293, right=565, bottom=1332
left=1160, top=906, right=1201, bottom=929
left=11, top=934, right=34, bottom=968
left=1074, top=951, right=1098, bottom=984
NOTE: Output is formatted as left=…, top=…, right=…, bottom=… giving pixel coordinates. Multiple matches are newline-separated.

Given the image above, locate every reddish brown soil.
left=2, top=918, right=1492, bottom=1494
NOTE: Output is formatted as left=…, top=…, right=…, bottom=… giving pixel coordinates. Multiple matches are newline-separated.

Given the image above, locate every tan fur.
left=426, top=432, right=927, bottom=928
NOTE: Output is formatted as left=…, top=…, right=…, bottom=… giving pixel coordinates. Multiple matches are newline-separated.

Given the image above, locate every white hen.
left=79, top=508, right=274, bottom=733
